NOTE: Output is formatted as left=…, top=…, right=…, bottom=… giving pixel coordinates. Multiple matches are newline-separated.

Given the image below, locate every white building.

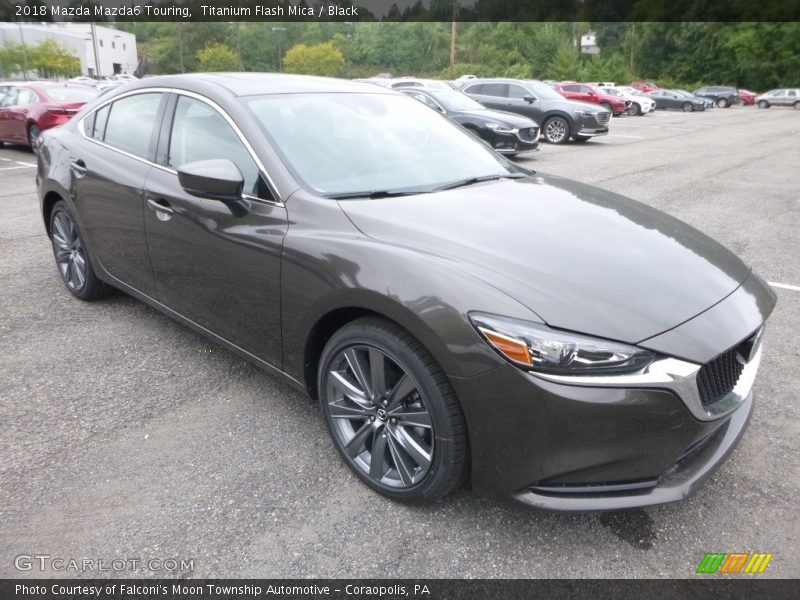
left=0, top=23, right=138, bottom=78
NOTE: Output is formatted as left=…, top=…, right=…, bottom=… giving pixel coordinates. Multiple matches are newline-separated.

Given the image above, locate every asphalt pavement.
left=0, top=105, right=798, bottom=579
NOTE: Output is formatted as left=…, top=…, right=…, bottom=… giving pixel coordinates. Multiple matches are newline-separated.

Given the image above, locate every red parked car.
left=555, top=83, right=630, bottom=116
left=738, top=89, right=757, bottom=105
left=0, top=83, right=99, bottom=148
left=631, top=81, right=660, bottom=93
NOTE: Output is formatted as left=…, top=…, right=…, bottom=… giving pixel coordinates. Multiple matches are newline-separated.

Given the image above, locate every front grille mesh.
left=518, top=127, right=538, bottom=142
left=595, top=112, right=610, bottom=126
left=697, top=346, right=745, bottom=406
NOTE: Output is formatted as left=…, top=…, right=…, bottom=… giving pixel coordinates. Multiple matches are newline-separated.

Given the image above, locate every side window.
left=88, top=105, right=110, bottom=140
left=463, top=84, right=483, bottom=95
left=168, top=95, right=270, bottom=200
left=481, top=83, right=508, bottom=97
left=1, top=89, right=19, bottom=107
left=103, top=93, right=162, bottom=158
left=410, top=93, right=440, bottom=110
left=507, top=84, right=529, bottom=99
left=17, top=90, right=38, bottom=105
left=787, top=90, right=797, bottom=97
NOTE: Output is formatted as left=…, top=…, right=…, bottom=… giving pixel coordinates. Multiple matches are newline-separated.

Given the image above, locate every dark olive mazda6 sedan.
left=36, top=74, right=776, bottom=510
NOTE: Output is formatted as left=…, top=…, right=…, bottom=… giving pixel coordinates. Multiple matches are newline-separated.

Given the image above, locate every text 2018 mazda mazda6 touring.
left=36, top=74, right=775, bottom=510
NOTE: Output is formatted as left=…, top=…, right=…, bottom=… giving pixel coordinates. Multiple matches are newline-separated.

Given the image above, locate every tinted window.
left=103, top=93, right=162, bottom=158
left=463, top=84, right=483, bottom=95
left=787, top=90, right=797, bottom=97
left=90, top=105, right=110, bottom=140
left=561, top=85, right=579, bottom=92
left=507, top=84, right=529, bottom=99
left=168, top=95, right=268, bottom=199
left=480, top=83, right=507, bottom=97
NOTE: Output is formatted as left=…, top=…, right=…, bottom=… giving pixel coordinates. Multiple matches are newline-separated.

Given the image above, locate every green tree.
left=196, top=43, right=240, bottom=72
left=283, top=42, right=344, bottom=76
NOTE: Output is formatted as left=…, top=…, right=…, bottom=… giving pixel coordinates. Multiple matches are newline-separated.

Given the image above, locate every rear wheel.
left=543, top=116, right=570, bottom=144
left=27, top=124, right=41, bottom=151
left=716, top=97, right=728, bottom=108
left=682, top=102, right=693, bottom=112
left=49, top=201, right=113, bottom=301
left=757, top=100, right=769, bottom=109
left=318, top=317, right=468, bottom=504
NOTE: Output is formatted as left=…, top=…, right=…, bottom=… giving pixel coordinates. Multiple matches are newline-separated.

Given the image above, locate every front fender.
left=280, top=194, right=540, bottom=385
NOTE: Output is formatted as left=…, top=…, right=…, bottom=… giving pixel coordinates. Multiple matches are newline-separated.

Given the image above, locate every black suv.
left=458, top=78, right=610, bottom=144
left=693, top=86, right=741, bottom=108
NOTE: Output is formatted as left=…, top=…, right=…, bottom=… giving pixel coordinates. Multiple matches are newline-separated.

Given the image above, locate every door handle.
left=147, top=198, right=174, bottom=221
left=70, top=160, right=87, bottom=178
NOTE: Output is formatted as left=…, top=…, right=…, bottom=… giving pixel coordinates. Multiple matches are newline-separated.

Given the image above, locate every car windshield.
left=428, top=88, right=486, bottom=112
left=243, top=93, right=516, bottom=196
left=523, top=81, right=566, bottom=100
left=42, top=86, right=99, bottom=102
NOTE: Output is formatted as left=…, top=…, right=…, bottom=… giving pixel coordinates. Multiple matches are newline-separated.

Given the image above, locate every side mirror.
left=523, top=95, right=536, bottom=103
left=177, top=159, right=244, bottom=203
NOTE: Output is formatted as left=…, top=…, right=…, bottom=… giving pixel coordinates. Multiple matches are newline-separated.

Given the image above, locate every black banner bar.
left=2, top=579, right=799, bottom=600
left=2, top=0, right=800, bottom=23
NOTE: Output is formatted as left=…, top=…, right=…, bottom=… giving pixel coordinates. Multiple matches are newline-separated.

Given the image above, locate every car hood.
left=540, top=97, right=606, bottom=115
left=451, top=108, right=537, bottom=128
left=338, top=174, right=751, bottom=344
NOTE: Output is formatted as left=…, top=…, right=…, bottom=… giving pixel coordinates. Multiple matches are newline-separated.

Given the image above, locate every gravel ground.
left=0, top=105, right=798, bottom=579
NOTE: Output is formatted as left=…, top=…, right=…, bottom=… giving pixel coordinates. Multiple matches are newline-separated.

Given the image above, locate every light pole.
left=272, top=27, right=286, bottom=72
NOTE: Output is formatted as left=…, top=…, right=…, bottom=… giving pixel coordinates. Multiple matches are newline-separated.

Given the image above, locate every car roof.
left=127, top=73, right=394, bottom=97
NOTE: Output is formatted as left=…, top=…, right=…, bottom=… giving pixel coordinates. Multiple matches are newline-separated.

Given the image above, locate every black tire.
left=627, top=103, right=641, bottom=116
left=682, top=102, right=693, bottom=113
left=318, top=317, right=468, bottom=504
left=28, top=123, right=41, bottom=151
left=49, top=201, right=113, bottom=301
left=543, top=116, right=570, bottom=144
left=716, top=97, right=728, bottom=108
left=758, top=100, right=769, bottom=109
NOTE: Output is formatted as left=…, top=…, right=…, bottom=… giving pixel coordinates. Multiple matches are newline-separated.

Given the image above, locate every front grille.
left=518, top=127, right=538, bottom=142
left=697, top=345, right=745, bottom=406
left=595, top=112, right=610, bottom=126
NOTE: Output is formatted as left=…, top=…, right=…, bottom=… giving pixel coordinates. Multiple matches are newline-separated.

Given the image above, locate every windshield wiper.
left=433, top=173, right=527, bottom=192
left=326, top=189, right=428, bottom=200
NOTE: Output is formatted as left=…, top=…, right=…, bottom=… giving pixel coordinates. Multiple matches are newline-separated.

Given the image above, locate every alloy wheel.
left=28, top=124, right=41, bottom=151
left=757, top=100, right=768, bottom=109
left=325, top=345, right=434, bottom=489
left=545, top=118, right=568, bottom=144
left=682, top=102, right=693, bottom=112
left=52, top=211, right=87, bottom=292
left=716, top=98, right=728, bottom=108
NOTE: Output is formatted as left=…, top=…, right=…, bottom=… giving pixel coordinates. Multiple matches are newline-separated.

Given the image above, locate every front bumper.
left=451, top=363, right=754, bottom=511
left=487, top=127, right=539, bottom=154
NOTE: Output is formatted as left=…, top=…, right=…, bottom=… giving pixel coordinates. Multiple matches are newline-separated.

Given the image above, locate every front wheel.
left=682, top=102, right=693, bottom=112
left=318, top=317, right=468, bottom=504
left=716, top=98, right=728, bottom=108
left=543, top=116, right=570, bottom=144
left=627, top=103, right=641, bottom=116
left=49, top=201, right=112, bottom=301
left=757, top=100, right=769, bottom=109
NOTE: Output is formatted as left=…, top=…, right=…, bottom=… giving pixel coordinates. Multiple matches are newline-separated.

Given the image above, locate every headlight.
left=573, top=110, right=591, bottom=117
left=469, top=312, right=657, bottom=375
left=485, top=122, right=515, bottom=133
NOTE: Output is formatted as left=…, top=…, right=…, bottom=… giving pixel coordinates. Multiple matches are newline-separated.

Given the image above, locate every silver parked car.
left=755, top=89, right=800, bottom=109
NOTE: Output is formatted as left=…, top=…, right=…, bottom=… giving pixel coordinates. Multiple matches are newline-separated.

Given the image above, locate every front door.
left=144, top=93, right=287, bottom=367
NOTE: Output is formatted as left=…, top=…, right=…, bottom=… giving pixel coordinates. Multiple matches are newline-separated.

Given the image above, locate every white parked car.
left=602, top=86, right=657, bottom=116
left=755, top=88, right=800, bottom=109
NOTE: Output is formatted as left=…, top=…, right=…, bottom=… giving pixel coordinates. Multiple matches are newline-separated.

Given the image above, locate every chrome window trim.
left=531, top=345, right=763, bottom=422
left=77, top=87, right=285, bottom=207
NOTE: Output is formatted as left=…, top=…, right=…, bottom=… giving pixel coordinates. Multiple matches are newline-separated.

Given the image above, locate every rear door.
left=462, top=83, right=509, bottom=111
left=143, top=92, right=287, bottom=367
left=71, top=91, right=168, bottom=296
left=781, top=90, right=797, bottom=106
